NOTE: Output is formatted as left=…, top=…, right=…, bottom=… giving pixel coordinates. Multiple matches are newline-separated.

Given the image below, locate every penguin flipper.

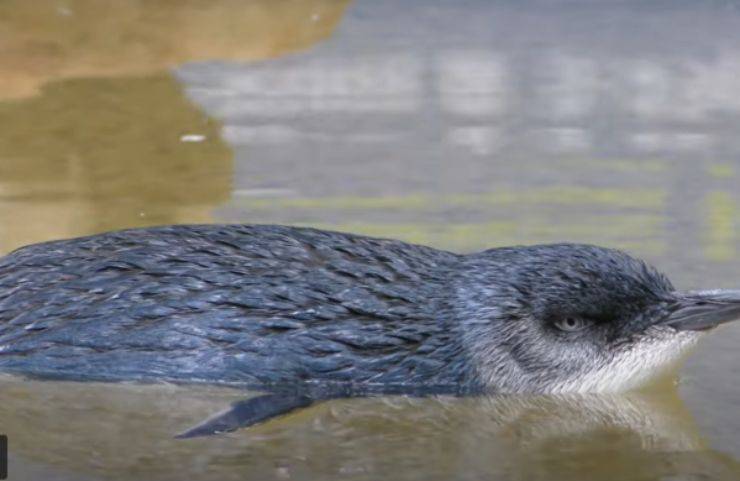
left=175, top=393, right=315, bottom=439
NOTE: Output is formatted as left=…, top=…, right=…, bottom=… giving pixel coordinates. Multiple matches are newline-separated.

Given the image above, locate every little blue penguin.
left=0, top=224, right=738, bottom=437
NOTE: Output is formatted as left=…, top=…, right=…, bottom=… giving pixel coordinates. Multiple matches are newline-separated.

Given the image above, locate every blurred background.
left=2, top=0, right=738, bottom=282
left=1, top=1, right=739, bottom=480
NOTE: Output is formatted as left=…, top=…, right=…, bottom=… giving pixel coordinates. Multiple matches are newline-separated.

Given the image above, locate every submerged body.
left=0, top=225, right=470, bottom=395
left=0, top=225, right=738, bottom=402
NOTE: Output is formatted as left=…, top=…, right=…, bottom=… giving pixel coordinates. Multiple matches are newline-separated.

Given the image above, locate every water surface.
left=0, top=1, right=739, bottom=480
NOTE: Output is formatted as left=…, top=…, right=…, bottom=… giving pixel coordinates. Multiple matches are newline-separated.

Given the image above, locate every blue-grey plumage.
left=0, top=225, right=468, bottom=394
left=1, top=224, right=738, bottom=435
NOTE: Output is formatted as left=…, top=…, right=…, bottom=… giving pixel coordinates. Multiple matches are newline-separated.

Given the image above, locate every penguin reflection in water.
left=0, top=225, right=737, bottom=437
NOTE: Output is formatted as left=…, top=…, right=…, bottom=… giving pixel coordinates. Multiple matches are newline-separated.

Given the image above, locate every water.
left=0, top=1, right=739, bottom=479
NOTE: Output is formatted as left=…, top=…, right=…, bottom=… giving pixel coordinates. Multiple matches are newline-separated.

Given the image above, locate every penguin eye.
left=553, top=317, right=590, bottom=332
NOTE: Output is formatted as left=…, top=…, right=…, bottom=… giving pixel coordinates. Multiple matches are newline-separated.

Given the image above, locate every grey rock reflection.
left=176, top=0, right=738, bottom=273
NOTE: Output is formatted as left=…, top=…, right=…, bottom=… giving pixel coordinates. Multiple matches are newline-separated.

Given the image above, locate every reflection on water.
left=0, top=0, right=739, bottom=480
left=0, top=75, right=231, bottom=253
left=225, top=188, right=666, bottom=253
left=0, top=0, right=350, bottom=254
left=705, top=191, right=737, bottom=262
left=0, top=0, right=350, bottom=100
left=1, top=376, right=738, bottom=481
left=173, top=1, right=740, bottom=274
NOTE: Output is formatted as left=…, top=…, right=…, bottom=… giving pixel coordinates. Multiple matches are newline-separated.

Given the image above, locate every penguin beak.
left=665, top=290, right=740, bottom=332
